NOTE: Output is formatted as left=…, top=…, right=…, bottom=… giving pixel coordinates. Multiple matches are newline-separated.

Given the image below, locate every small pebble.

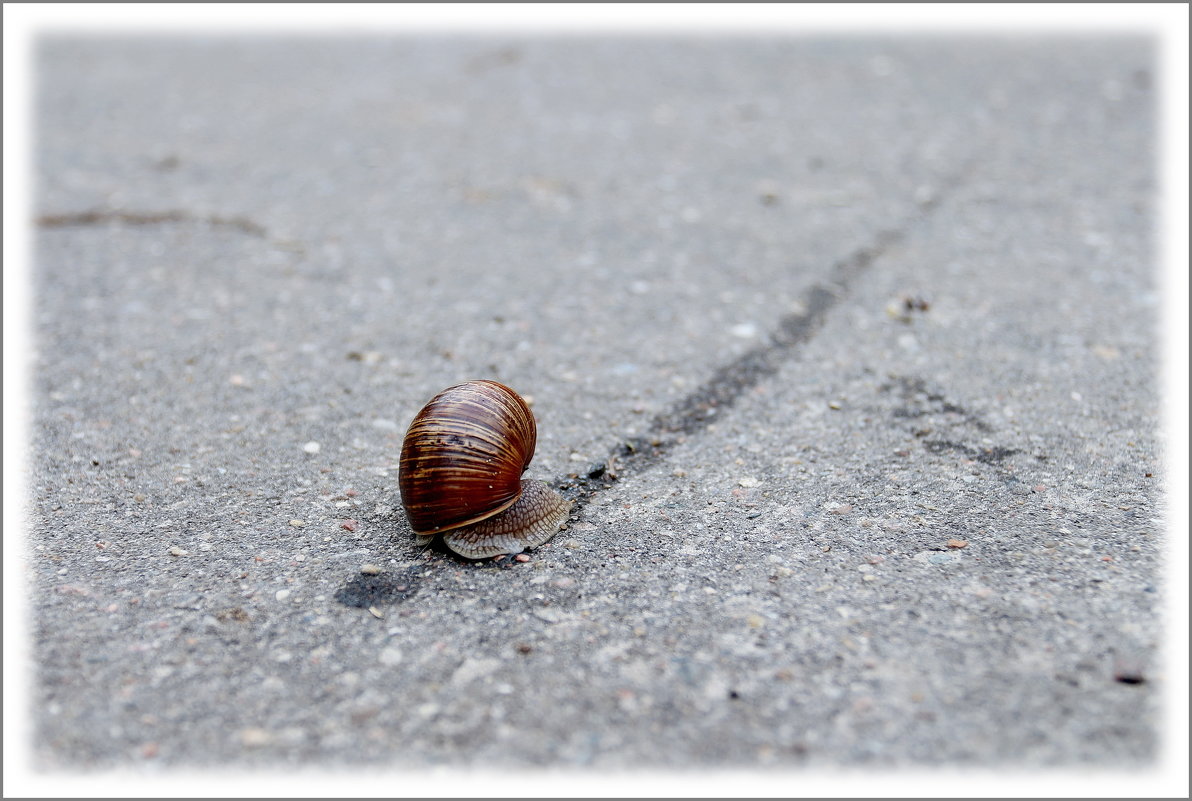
left=738, top=477, right=761, bottom=488
left=275, top=589, right=291, bottom=601
left=168, top=546, right=188, bottom=557
left=340, top=519, right=358, bottom=532
left=302, top=441, right=321, bottom=454
left=368, top=606, right=384, bottom=619
left=239, top=728, right=273, bottom=748
left=360, top=564, right=381, bottom=575
left=514, top=554, right=531, bottom=563
left=946, top=539, right=968, bottom=549
left=288, top=519, right=305, bottom=528
left=1113, top=658, right=1146, bottom=685
left=831, top=504, right=853, bottom=515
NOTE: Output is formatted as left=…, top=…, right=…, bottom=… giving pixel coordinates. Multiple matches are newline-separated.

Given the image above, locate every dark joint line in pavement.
left=554, top=157, right=978, bottom=516
left=36, top=209, right=270, bottom=238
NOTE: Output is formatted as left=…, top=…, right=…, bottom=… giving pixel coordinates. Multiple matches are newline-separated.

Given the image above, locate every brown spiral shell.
left=398, top=380, right=537, bottom=535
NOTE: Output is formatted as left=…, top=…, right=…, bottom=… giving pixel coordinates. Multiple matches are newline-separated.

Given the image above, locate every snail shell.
left=398, top=380, right=573, bottom=559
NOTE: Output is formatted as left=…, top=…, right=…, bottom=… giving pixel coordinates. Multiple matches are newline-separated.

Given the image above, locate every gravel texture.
left=24, top=33, right=1171, bottom=780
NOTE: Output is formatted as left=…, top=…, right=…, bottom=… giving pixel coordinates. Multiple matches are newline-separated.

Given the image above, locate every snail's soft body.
left=398, top=380, right=573, bottom=559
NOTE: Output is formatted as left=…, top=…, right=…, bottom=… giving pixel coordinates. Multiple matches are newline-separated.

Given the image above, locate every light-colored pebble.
left=239, top=728, right=273, bottom=748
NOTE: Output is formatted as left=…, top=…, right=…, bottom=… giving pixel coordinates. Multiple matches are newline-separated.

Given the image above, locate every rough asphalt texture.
left=29, top=36, right=1165, bottom=769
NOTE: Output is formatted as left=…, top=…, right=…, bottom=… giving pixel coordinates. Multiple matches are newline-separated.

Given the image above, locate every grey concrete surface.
left=27, top=34, right=1166, bottom=772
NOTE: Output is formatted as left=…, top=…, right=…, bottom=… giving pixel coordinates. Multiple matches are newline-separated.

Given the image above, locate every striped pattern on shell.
left=399, top=380, right=537, bottom=535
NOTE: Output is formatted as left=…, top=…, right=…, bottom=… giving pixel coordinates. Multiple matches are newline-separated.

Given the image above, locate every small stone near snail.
left=398, top=380, right=573, bottom=560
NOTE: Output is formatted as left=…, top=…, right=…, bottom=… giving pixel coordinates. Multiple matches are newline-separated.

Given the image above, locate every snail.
left=398, top=380, right=574, bottom=559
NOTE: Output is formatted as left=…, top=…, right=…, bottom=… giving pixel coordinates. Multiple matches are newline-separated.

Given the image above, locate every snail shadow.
left=332, top=509, right=532, bottom=610
left=332, top=506, right=429, bottom=610
left=333, top=571, right=421, bottom=609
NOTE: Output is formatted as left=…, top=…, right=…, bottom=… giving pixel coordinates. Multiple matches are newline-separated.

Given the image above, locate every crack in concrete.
left=36, top=209, right=271, bottom=238
left=883, top=375, right=994, bottom=434
left=554, top=163, right=973, bottom=512
left=881, top=374, right=1021, bottom=465
left=922, top=438, right=1020, bottom=465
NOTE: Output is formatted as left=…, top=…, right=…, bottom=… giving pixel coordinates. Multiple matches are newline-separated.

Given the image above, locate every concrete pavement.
left=26, top=33, right=1168, bottom=778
